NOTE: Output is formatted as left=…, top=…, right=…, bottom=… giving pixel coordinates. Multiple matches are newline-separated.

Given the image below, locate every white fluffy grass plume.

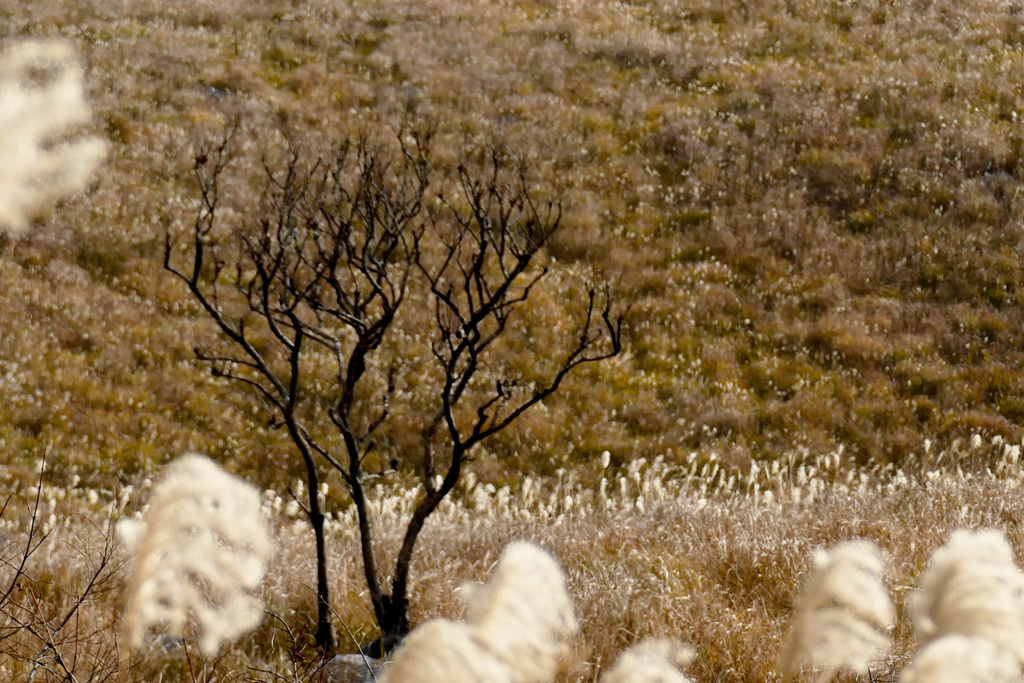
left=381, top=620, right=514, bottom=683
left=900, top=635, right=1020, bottom=683
left=383, top=541, right=579, bottom=683
left=906, top=529, right=1024, bottom=666
left=600, top=638, right=696, bottom=683
left=463, top=541, right=579, bottom=682
left=780, top=540, right=894, bottom=678
left=0, top=40, right=106, bottom=233
left=120, top=454, right=273, bottom=655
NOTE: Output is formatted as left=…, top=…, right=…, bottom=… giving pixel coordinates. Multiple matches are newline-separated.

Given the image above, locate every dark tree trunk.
left=166, top=134, right=624, bottom=658
left=289, top=422, right=336, bottom=654
left=375, top=594, right=411, bottom=654
left=310, top=495, right=334, bottom=653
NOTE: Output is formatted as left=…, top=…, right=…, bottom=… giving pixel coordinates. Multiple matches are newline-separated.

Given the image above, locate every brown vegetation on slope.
left=4, top=0, right=1024, bottom=487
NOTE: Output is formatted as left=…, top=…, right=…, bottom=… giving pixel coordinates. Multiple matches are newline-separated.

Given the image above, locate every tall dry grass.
left=5, top=439, right=1024, bottom=681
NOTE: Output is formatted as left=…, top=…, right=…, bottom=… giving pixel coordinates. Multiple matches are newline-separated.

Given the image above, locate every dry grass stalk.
left=781, top=540, right=894, bottom=679
left=119, top=453, right=273, bottom=655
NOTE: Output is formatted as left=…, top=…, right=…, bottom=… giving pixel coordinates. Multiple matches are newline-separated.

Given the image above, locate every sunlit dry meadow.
left=6, top=441, right=1024, bottom=682
left=6, top=0, right=1024, bottom=680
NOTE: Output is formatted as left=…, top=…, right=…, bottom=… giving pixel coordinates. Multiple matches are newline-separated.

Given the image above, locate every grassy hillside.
left=5, top=0, right=1024, bottom=485
left=8, top=1, right=1024, bottom=679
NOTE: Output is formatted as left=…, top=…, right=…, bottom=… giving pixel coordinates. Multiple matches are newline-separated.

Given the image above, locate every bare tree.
left=164, top=128, right=625, bottom=654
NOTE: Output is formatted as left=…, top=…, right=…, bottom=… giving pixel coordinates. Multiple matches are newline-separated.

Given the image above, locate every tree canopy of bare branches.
left=164, top=127, right=626, bottom=654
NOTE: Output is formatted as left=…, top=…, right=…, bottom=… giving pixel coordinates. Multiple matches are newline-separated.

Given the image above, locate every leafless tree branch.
left=165, top=128, right=626, bottom=652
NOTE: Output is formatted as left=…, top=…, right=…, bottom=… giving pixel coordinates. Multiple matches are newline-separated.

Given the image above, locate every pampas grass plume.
left=120, top=454, right=273, bottom=655
left=0, top=40, right=106, bottom=233
left=383, top=541, right=578, bottom=683
left=781, top=540, right=894, bottom=678
left=381, top=620, right=513, bottom=683
left=900, top=635, right=1020, bottom=683
left=600, top=638, right=696, bottom=683
left=463, top=541, right=579, bottom=683
left=907, top=529, right=1024, bottom=665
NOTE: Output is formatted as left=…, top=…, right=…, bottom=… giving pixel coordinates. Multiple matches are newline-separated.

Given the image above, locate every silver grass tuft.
left=781, top=540, right=894, bottom=678
left=120, top=454, right=273, bottom=655
left=907, top=529, right=1024, bottom=665
left=600, top=638, right=696, bottom=683
left=381, top=620, right=513, bottom=683
left=0, top=40, right=106, bottom=233
left=383, top=541, right=578, bottom=683
left=463, top=541, right=579, bottom=683
left=900, top=635, right=1020, bottom=683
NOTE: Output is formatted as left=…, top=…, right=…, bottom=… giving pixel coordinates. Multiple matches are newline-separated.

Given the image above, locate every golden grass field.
left=5, top=0, right=1024, bottom=680
left=5, top=443, right=1024, bottom=681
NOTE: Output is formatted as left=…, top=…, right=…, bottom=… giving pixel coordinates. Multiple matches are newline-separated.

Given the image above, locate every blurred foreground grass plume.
left=902, top=530, right=1024, bottom=683
left=783, top=530, right=1024, bottom=683
left=118, top=453, right=273, bottom=655
left=782, top=540, right=894, bottom=679
left=383, top=540, right=698, bottom=683
left=0, top=39, right=105, bottom=233
left=383, top=542, right=579, bottom=683
left=599, top=638, right=696, bottom=683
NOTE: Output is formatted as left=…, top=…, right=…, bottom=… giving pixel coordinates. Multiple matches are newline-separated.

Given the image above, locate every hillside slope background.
left=6, top=0, right=1024, bottom=492
left=5, top=0, right=1024, bottom=680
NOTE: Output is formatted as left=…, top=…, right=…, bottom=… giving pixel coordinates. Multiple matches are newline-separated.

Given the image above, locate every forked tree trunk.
left=166, top=133, right=623, bottom=659
left=364, top=452, right=464, bottom=653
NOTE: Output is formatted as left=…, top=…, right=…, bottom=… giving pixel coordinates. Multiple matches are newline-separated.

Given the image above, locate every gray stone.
left=322, top=653, right=387, bottom=683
